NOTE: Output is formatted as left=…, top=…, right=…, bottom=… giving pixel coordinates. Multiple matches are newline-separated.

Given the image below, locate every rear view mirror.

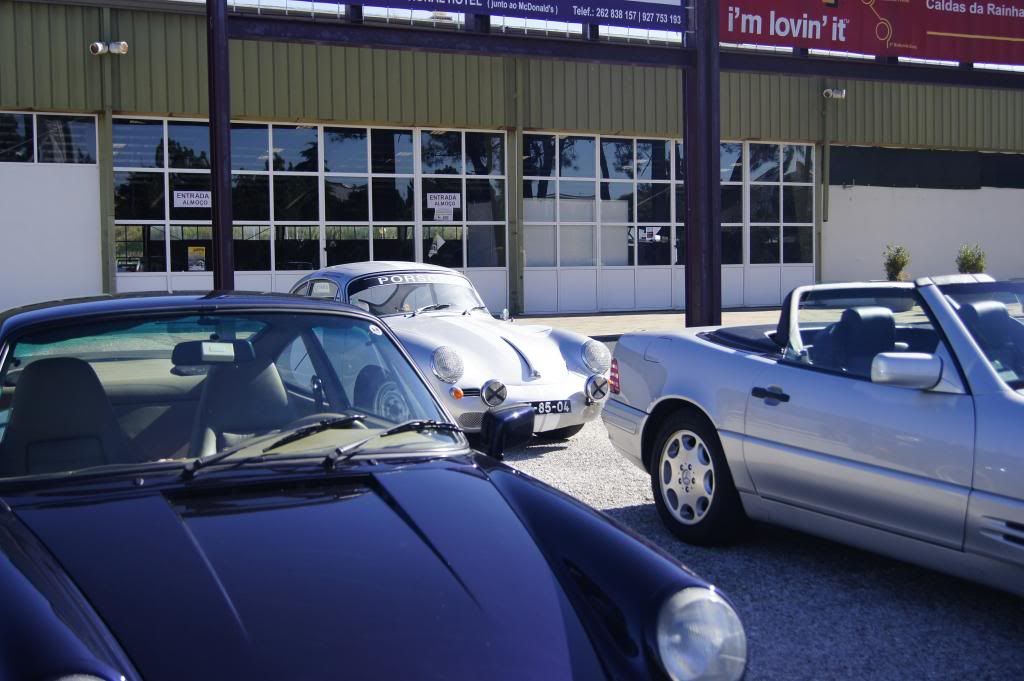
left=479, top=404, right=534, bottom=460
left=871, top=353, right=942, bottom=391
left=172, top=340, right=255, bottom=367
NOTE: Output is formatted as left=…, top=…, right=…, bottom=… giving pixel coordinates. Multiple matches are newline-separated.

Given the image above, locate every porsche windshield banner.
left=379, top=0, right=686, bottom=31
left=720, top=0, right=1024, bottom=65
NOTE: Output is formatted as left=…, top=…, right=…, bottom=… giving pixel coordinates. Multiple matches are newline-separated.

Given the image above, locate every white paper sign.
left=434, top=208, right=454, bottom=221
left=427, top=193, right=461, bottom=210
left=174, top=190, right=212, bottom=209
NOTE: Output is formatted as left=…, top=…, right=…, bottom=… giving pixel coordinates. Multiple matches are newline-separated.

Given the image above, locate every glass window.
left=675, top=184, right=686, bottom=222
left=0, top=113, right=34, bottom=163
left=115, top=225, right=165, bottom=272
left=114, top=172, right=165, bottom=221
left=37, top=115, right=96, bottom=164
left=421, top=131, right=462, bottom=175
left=750, top=225, right=780, bottom=264
left=232, top=174, right=270, bottom=221
left=423, top=225, right=463, bottom=268
left=524, top=225, right=556, bottom=267
left=783, top=186, right=814, bottom=223
left=371, top=129, right=414, bottom=174
left=721, top=185, right=743, bottom=224
left=637, top=183, right=671, bottom=223
left=675, top=141, right=685, bottom=180
left=600, top=139, right=634, bottom=179
left=325, top=226, right=370, bottom=265
left=637, top=226, right=671, bottom=266
left=231, top=124, right=269, bottom=171
left=324, top=128, right=367, bottom=173
left=637, top=140, right=671, bottom=181
left=307, top=280, right=340, bottom=300
left=523, top=180, right=556, bottom=221
left=601, top=182, right=634, bottom=223
left=559, top=136, right=596, bottom=178
left=559, top=181, right=596, bottom=221
left=373, top=226, right=415, bottom=261
left=274, top=175, right=319, bottom=221
left=272, top=126, right=318, bottom=172
left=523, top=134, right=555, bottom=177
left=783, top=226, right=814, bottom=264
left=750, top=185, right=780, bottom=223
left=233, top=224, right=271, bottom=271
left=167, top=122, right=210, bottom=169
left=749, top=144, right=781, bottom=183
left=275, top=225, right=319, bottom=271
left=560, top=224, right=595, bottom=267
left=466, top=132, right=504, bottom=176
left=422, top=178, right=463, bottom=222
left=675, top=226, right=685, bottom=266
left=325, top=176, right=369, bottom=222
left=466, top=179, right=505, bottom=222
left=722, top=226, right=743, bottom=265
left=467, top=225, right=506, bottom=268
left=372, top=178, right=415, bottom=221
left=784, top=145, right=813, bottom=183
left=601, top=225, right=633, bottom=266
left=170, top=225, right=213, bottom=272
left=940, top=282, right=1024, bottom=390
left=720, top=143, right=743, bottom=182
left=169, top=173, right=212, bottom=221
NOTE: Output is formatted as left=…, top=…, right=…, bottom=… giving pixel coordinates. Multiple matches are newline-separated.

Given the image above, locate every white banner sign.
left=174, top=190, right=212, bottom=209
left=427, top=192, right=461, bottom=210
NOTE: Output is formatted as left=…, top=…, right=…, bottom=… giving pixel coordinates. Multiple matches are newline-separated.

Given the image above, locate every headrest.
left=958, top=300, right=1012, bottom=346
left=8, top=357, right=118, bottom=440
left=172, top=340, right=256, bottom=367
left=837, top=306, right=896, bottom=355
left=201, top=362, right=290, bottom=432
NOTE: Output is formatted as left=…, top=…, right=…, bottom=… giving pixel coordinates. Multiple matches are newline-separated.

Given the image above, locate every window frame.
left=0, top=111, right=98, bottom=166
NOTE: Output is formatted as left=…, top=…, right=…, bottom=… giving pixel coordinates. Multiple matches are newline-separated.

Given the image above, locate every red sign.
left=721, top=0, right=1024, bottom=65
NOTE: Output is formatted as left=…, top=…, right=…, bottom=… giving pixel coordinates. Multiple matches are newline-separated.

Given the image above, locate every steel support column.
left=207, top=0, right=235, bottom=290
left=683, top=0, right=721, bottom=326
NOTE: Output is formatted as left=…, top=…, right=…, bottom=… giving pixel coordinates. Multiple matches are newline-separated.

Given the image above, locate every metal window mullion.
left=317, top=125, right=326, bottom=270
left=162, top=120, right=173, bottom=278
left=268, top=125, right=277, bottom=276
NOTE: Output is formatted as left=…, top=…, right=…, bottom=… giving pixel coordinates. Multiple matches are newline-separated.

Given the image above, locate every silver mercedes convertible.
left=291, top=262, right=611, bottom=439
left=604, top=274, right=1024, bottom=596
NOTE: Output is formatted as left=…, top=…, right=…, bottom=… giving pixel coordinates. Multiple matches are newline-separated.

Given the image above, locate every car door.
left=743, top=293, right=975, bottom=549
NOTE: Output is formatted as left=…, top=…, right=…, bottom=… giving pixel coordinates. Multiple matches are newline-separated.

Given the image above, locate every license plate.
left=531, top=400, right=572, bottom=415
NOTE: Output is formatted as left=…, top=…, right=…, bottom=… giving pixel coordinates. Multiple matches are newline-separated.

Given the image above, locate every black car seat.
left=0, top=357, right=134, bottom=476
left=810, top=306, right=896, bottom=377
left=189, top=361, right=295, bottom=458
left=958, top=300, right=1024, bottom=376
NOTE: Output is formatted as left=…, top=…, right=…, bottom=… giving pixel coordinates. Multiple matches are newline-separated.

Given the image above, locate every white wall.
left=0, top=163, right=102, bottom=311
left=824, top=185, right=1024, bottom=283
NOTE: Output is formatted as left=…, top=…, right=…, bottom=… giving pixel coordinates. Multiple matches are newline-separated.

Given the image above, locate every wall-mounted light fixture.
left=822, top=88, right=848, bottom=100
left=89, top=41, right=129, bottom=57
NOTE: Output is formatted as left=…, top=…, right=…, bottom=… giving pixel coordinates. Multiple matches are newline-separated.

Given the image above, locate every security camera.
left=823, top=88, right=847, bottom=100
left=108, top=41, right=129, bottom=55
left=89, top=41, right=108, bottom=56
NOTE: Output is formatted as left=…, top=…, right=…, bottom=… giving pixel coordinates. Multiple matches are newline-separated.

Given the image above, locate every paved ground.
left=519, top=309, right=782, bottom=339
left=504, top=422, right=1024, bottom=681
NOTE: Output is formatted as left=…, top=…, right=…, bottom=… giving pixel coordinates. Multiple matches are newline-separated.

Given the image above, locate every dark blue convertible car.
left=0, top=293, right=746, bottom=681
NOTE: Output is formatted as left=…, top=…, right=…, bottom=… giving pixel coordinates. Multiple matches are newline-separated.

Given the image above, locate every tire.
left=649, top=410, right=745, bottom=545
left=534, top=424, right=585, bottom=441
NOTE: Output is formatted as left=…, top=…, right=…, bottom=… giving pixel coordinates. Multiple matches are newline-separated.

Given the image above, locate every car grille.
left=458, top=412, right=483, bottom=430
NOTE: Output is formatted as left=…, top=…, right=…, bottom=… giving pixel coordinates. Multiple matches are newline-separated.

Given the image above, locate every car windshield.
left=0, top=310, right=458, bottom=480
left=939, top=282, right=1024, bottom=390
left=347, top=272, right=485, bottom=316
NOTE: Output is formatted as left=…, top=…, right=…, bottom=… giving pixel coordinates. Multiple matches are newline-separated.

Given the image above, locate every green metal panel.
left=0, top=0, right=104, bottom=111
left=720, top=72, right=822, bottom=143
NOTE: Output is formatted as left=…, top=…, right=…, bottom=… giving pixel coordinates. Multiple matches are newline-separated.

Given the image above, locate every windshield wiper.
left=262, top=414, right=366, bottom=453
left=463, top=305, right=488, bottom=315
left=181, top=414, right=366, bottom=480
left=413, top=303, right=451, bottom=316
left=321, top=419, right=462, bottom=469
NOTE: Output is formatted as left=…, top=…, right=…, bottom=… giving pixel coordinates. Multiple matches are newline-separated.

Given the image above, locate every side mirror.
left=871, top=353, right=943, bottom=391
left=479, top=404, right=534, bottom=460
left=501, top=308, right=511, bottom=321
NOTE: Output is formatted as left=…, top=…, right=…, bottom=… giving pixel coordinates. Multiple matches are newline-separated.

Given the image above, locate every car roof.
left=0, top=291, right=370, bottom=340
left=293, top=261, right=466, bottom=291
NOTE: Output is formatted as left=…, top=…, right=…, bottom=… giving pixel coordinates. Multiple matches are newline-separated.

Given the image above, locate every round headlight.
left=582, top=340, right=611, bottom=374
left=656, top=588, right=747, bottom=681
left=431, top=346, right=464, bottom=384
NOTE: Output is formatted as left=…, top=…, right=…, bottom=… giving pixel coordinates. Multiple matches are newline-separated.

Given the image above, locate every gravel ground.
left=505, top=422, right=1024, bottom=681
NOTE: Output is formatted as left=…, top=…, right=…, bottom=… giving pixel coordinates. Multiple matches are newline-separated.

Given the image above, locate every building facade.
left=2, top=0, right=1023, bottom=314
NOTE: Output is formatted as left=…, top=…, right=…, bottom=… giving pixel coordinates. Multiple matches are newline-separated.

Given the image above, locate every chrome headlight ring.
left=656, top=587, right=747, bottom=681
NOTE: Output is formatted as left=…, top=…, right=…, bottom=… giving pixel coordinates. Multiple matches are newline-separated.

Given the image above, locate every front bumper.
left=601, top=398, right=648, bottom=472
left=442, top=374, right=607, bottom=433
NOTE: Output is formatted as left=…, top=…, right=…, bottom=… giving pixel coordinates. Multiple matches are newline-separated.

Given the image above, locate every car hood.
left=12, top=462, right=605, bottom=681
left=387, top=313, right=572, bottom=384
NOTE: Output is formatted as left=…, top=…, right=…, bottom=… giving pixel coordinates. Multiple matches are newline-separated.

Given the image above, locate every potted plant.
left=883, top=244, right=911, bottom=282
left=956, top=244, right=986, bottom=274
